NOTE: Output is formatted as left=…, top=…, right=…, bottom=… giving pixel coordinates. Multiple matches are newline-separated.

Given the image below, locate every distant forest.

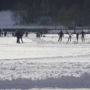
left=0, top=0, right=90, bottom=26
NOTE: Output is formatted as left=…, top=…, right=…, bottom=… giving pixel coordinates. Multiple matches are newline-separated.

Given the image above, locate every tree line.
left=1, top=0, right=90, bottom=26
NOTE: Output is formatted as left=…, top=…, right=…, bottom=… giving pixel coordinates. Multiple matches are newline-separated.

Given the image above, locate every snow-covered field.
left=0, top=34, right=90, bottom=89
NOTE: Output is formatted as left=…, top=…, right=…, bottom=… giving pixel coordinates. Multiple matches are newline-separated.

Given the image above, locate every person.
left=12, top=32, right=15, bottom=37
left=40, top=32, right=43, bottom=37
left=0, top=30, right=1, bottom=37
left=36, top=32, right=41, bottom=38
left=81, top=31, right=85, bottom=42
left=4, top=31, right=7, bottom=37
left=25, top=32, right=28, bottom=37
left=76, top=33, right=79, bottom=42
left=15, top=30, right=24, bottom=43
left=68, top=33, right=73, bottom=42
left=1, top=31, right=3, bottom=37
left=58, top=30, right=64, bottom=41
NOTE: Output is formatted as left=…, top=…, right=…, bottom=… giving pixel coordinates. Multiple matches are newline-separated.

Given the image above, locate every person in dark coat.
left=4, top=31, right=7, bottom=37
left=0, top=30, right=1, bottom=37
left=81, top=31, right=85, bottom=42
left=25, top=32, right=28, bottom=37
left=58, top=30, right=64, bottom=41
left=36, top=32, right=41, bottom=38
left=15, top=30, right=24, bottom=43
left=12, top=32, right=15, bottom=37
left=76, top=33, right=79, bottom=42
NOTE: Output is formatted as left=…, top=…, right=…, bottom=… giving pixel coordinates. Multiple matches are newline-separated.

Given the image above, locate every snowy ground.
left=0, top=34, right=90, bottom=89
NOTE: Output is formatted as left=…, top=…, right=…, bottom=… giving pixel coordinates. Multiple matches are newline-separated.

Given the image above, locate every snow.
left=0, top=34, right=90, bottom=62
left=0, top=34, right=90, bottom=89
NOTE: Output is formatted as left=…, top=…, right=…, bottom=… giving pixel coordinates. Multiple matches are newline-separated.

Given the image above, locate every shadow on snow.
left=0, top=73, right=90, bottom=89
